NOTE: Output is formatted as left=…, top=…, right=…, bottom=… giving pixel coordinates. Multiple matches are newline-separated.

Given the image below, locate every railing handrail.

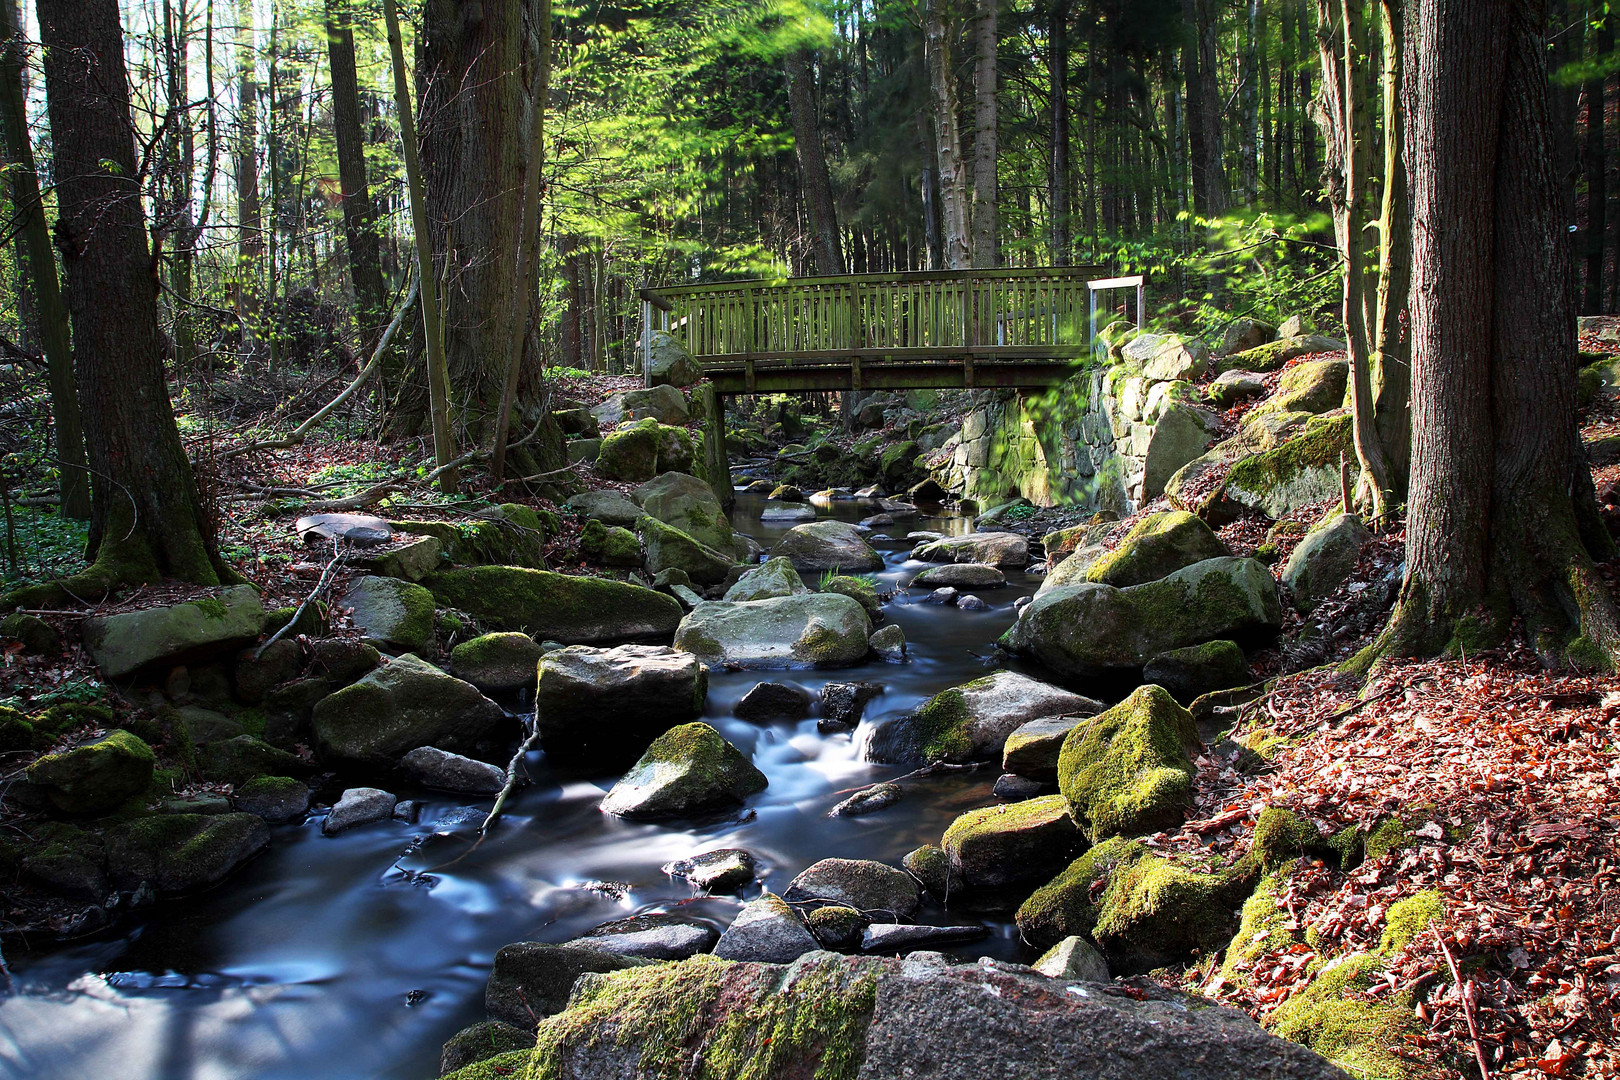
left=644, top=264, right=1108, bottom=302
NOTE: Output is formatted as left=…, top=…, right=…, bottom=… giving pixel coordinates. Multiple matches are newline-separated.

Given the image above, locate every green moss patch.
left=1057, top=685, right=1200, bottom=841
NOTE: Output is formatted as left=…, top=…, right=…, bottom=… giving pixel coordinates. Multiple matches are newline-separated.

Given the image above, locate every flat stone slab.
left=860, top=922, right=988, bottom=952
left=296, top=512, right=394, bottom=546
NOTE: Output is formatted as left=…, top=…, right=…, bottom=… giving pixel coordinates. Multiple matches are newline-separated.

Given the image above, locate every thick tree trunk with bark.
left=969, top=0, right=998, bottom=267
left=1582, top=17, right=1611, bottom=314
left=1193, top=0, right=1229, bottom=215
left=785, top=48, right=845, bottom=276
left=325, top=0, right=390, bottom=349
left=1380, top=0, right=1620, bottom=670
left=0, top=0, right=86, bottom=517
left=36, top=0, right=232, bottom=589
left=234, top=0, right=263, bottom=363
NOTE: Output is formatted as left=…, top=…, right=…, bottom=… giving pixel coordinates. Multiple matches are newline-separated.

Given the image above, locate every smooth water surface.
left=0, top=487, right=1059, bottom=1080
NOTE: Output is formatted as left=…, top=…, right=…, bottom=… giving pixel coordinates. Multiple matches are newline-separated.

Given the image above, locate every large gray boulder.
left=867, top=670, right=1103, bottom=765
left=311, top=653, right=503, bottom=765
left=399, top=746, right=506, bottom=794
left=713, top=894, right=819, bottom=963
left=82, top=586, right=265, bottom=679
left=342, top=575, right=436, bottom=653
left=673, top=593, right=872, bottom=668
left=1218, top=318, right=1276, bottom=357
left=771, top=520, right=884, bottom=573
left=599, top=722, right=767, bottom=818
left=507, top=951, right=1352, bottom=1080
left=1004, top=557, right=1282, bottom=681
left=783, top=858, right=920, bottom=920
left=427, top=566, right=682, bottom=643
left=1282, top=511, right=1372, bottom=613
left=911, top=532, right=1030, bottom=568
left=634, top=471, right=733, bottom=553
left=591, top=383, right=689, bottom=427
left=912, top=563, right=1005, bottom=589
left=565, top=490, right=644, bottom=529
left=567, top=913, right=719, bottom=961
left=941, top=794, right=1085, bottom=890
left=1082, top=510, right=1229, bottom=588
left=1214, top=413, right=1353, bottom=521
left=724, top=557, right=809, bottom=602
left=535, top=644, right=707, bottom=763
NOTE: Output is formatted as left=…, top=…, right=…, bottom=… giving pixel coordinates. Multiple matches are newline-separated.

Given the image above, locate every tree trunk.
left=0, top=0, right=87, bottom=517
left=969, top=0, right=998, bottom=267
left=1195, top=0, right=1229, bottom=214
left=384, top=0, right=457, bottom=492
left=325, top=0, right=390, bottom=351
left=419, top=0, right=543, bottom=437
left=1181, top=0, right=1210, bottom=216
left=785, top=48, right=845, bottom=275
left=1380, top=0, right=1620, bottom=670
left=234, top=0, right=262, bottom=364
left=1048, top=0, right=1071, bottom=263
left=36, top=0, right=232, bottom=588
left=925, top=0, right=970, bottom=269
left=1583, top=16, right=1611, bottom=314
left=1240, top=0, right=1260, bottom=206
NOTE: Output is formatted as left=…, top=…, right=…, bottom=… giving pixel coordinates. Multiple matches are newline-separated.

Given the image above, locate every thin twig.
left=255, top=547, right=345, bottom=659
left=1436, top=927, right=1492, bottom=1080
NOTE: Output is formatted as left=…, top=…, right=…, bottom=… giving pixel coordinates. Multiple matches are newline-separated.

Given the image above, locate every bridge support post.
left=698, top=383, right=735, bottom=511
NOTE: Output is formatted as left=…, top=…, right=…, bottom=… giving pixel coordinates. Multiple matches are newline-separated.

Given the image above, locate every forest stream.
left=0, top=488, right=1052, bottom=1080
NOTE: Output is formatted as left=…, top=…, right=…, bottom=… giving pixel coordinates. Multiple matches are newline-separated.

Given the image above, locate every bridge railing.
left=642, top=266, right=1111, bottom=378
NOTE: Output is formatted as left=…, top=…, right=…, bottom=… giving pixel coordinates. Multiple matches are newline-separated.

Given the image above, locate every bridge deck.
left=643, top=266, right=1130, bottom=394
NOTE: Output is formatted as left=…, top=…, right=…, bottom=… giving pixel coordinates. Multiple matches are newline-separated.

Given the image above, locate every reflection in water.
left=0, top=486, right=1055, bottom=1080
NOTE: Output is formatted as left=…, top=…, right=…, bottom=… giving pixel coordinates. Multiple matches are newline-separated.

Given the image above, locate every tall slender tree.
left=969, top=0, right=998, bottom=266
left=324, top=0, right=391, bottom=348
left=924, top=0, right=970, bottom=268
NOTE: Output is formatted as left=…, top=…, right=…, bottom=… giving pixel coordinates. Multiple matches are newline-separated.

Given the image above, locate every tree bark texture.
left=0, top=0, right=86, bottom=517
left=1582, top=16, right=1610, bottom=314
left=234, top=0, right=263, bottom=361
left=1048, top=0, right=1071, bottom=263
left=325, top=0, right=390, bottom=348
left=1194, top=0, right=1228, bottom=215
left=38, top=0, right=228, bottom=586
left=785, top=48, right=845, bottom=275
left=1388, top=0, right=1620, bottom=668
left=420, top=0, right=542, bottom=432
left=924, top=0, right=970, bottom=269
left=969, top=0, right=998, bottom=267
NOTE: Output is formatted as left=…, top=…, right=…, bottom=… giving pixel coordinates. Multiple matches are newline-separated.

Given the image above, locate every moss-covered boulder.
left=1267, top=358, right=1349, bottom=415
left=806, top=905, right=867, bottom=951
left=1007, top=556, right=1283, bottom=680
left=232, top=775, right=311, bottom=823
left=103, top=812, right=270, bottom=893
left=1001, top=715, right=1089, bottom=780
left=910, top=531, right=1030, bottom=568
left=1267, top=891, right=1442, bottom=1080
left=449, top=631, right=545, bottom=692
left=817, top=575, right=879, bottom=621
left=673, top=593, right=871, bottom=668
left=638, top=515, right=736, bottom=586
left=1218, top=317, right=1276, bottom=357
left=902, top=843, right=964, bottom=900
left=535, top=644, right=707, bottom=764
left=941, top=794, right=1085, bottom=891
left=197, top=734, right=310, bottom=785
left=912, top=563, right=1005, bottom=589
left=427, top=566, right=683, bottom=643
left=878, top=440, right=923, bottom=490
left=724, top=556, right=808, bottom=601
left=392, top=503, right=549, bottom=569
left=485, top=942, right=646, bottom=1028
left=634, top=471, right=734, bottom=553
left=599, top=722, right=767, bottom=819
left=1212, top=412, right=1354, bottom=521
left=867, top=670, right=1103, bottom=765
left=19, top=821, right=108, bottom=897
left=0, top=705, right=48, bottom=753
left=783, top=858, right=920, bottom=920
left=1084, top=510, right=1229, bottom=588
left=340, top=575, right=436, bottom=654
left=440, top=1021, right=537, bottom=1078
left=81, top=585, right=265, bottom=680
left=503, top=950, right=1347, bottom=1080
left=771, top=520, right=884, bottom=574
left=1057, top=685, right=1201, bottom=840
left=26, top=729, right=155, bottom=815
left=1282, top=510, right=1372, bottom=613
left=1016, top=837, right=1258, bottom=971
left=311, top=653, right=503, bottom=765
left=597, top=418, right=662, bottom=482
left=1141, top=640, right=1249, bottom=703
left=1, top=611, right=59, bottom=654
left=1123, top=332, right=1210, bottom=382
left=1216, top=334, right=1345, bottom=374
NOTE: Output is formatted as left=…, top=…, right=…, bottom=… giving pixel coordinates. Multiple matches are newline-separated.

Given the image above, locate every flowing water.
left=0, top=487, right=1061, bottom=1080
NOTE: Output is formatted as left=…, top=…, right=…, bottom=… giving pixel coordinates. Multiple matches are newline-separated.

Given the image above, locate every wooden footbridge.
left=640, top=267, right=1143, bottom=394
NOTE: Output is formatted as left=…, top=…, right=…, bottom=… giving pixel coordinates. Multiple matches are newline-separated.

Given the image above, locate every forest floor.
left=3, top=359, right=1620, bottom=1078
